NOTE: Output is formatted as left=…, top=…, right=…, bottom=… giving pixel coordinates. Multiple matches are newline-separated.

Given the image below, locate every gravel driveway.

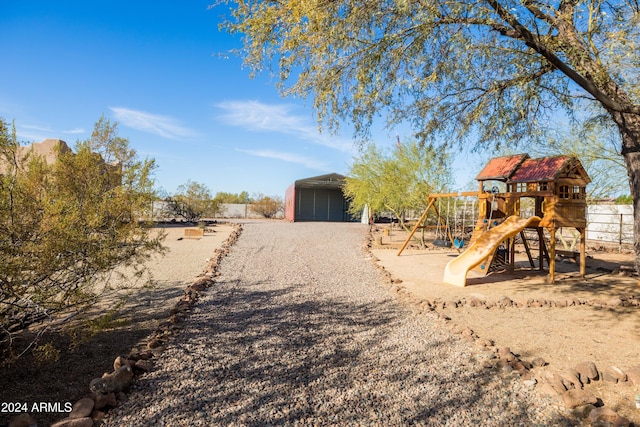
left=104, top=221, right=573, bottom=426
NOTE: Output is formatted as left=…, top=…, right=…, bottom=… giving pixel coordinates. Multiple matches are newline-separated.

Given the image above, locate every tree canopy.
left=218, top=0, right=638, bottom=144
left=344, top=140, right=452, bottom=233
left=167, top=180, right=219, bottom=223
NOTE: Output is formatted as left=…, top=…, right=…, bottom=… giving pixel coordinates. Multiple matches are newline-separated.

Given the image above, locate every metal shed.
left=284, top=173, right=353, bottom=222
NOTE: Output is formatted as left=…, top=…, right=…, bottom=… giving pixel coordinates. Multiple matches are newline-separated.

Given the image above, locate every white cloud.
left=63, top=128, right=85, bottom=134
left=21, top=124, right=53, bottom=132
left=216, top=100, right=352, bottom=152
left=236, top=148, right=329, bottom=171
left=110, top=107, right=197, bottom=140
left=15, top=124, right=54, bottom=142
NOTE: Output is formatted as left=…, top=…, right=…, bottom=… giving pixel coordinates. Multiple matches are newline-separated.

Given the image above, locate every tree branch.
left=485, top=0, right=640, bottom=115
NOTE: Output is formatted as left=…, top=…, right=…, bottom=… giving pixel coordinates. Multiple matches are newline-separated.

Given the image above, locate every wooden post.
left=549, top=226, right=556, bottom=284
left=580, top=227, right=586, bottom=278
left=397, top=197, right=435, bottom=256
left=537, top=228, right=545, bottom=270
left=509, top=236, right=515, bottom=273
left=619, top=213, right=623, bottom=250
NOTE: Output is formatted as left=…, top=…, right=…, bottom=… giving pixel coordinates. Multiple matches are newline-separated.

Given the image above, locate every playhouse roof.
left=476, top=154, right=591, bottom=184
left=475, top=154, right=528, bottom=181
left=509, top=155, right=591, bottom=183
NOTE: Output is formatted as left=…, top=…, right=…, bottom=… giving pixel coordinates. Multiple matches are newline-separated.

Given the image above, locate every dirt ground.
left=370, top=223, right=640, bottom=424
left=0, top=223, right=237, bottom=427
left=2, top=221, right=639, bottom=425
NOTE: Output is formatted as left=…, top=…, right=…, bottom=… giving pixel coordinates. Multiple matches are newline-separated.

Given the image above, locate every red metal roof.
left=475, top=154, right=528, bottom=181
left=509, top=155, right=574, bottom=183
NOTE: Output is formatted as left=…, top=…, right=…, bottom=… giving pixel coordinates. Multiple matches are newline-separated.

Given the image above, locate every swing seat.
left=433, top=239, right=452, bottom=248
left=453, top=238, right=465, bottom=249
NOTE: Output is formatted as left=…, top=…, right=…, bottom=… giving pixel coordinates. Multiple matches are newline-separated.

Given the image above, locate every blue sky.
left=0, top=1, right=480, bottom=197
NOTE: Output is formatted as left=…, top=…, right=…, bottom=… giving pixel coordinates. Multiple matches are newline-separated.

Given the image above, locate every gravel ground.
left=103, top=221, right=576, bottom=426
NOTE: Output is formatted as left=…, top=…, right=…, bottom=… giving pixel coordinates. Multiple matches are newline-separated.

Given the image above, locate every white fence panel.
left=586, top=205, right=634, bottom=244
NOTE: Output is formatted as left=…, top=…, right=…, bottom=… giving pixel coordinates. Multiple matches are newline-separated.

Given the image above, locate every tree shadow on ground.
left=0, top=283, right=188, bottom=427
left=108, top=281, right=578, bottom=426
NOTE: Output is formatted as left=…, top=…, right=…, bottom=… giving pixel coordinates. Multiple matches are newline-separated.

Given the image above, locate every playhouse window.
left=515, top=182, right=527, bottom=192
left=572, top=186, right=586, bottom=200
left=559, top=185, right=570, bottom=199
left=537, top=182, right=548, bottom=191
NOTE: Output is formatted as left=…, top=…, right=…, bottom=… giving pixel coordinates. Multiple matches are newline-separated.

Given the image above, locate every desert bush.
left=165, top=180, right=219, bottom=222
left=0, top=117, right=165, bottom=364
left=250, top=194, right=283, bottom=218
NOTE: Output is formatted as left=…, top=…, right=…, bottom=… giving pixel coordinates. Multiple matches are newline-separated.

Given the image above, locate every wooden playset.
left=398, top=154, right=591, bottom=285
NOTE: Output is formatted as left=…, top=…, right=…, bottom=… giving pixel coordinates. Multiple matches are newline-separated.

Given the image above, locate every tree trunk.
left=611, top=111, right=640, bottom=273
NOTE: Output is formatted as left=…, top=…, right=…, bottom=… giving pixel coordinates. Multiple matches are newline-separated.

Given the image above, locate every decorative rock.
left=497, top=347, right=515, bottom=362
left=50, top=417, right=94, bottom=427
left=89, top=365, right=133, bottom=394
left=497, top=296, right=513, bottom=307
left=531, top=357, right=546, bottom=367
left=537, top=382, right=559, bottom=398
left=93, top=392, right=116, bottom=410
left=575, top=361, right=599, bottom=382
left=91, top=409, right=106, bottom=420
left=510, top=360, right=527, bottom=373
left=147, top=338, right=164, bottom=349
left=475, top=338, right=493, bottom=348
left=606, top=296, right=624, bottom=307
left=547, top=374, right=568, bottom=394
left=467, top=296, right=483, bottom=307
left=501, top=363, right=514, bottom=374
left=571, top=404, right=595, bottom=419
left=69, top=398, right=94, bottom=419
left=603, top=365, right=627, bottom=382
left=482, top=359, right=496, bottom=369
left=459, top=327, right=474, bottom=341
left=588, top=407, right=631, bottom=427
left=602, top=369, right=619, bottom=383
left=8, top=413, right=38, bottom=427
left=626, top=365, right=640, bottom=385
left=134, top=359, right=154, bottom=372
left=561, top=389, right=598, bottom=409
left=560, top=369, right=582, bottom=389
left=114, top=356, right=133, bottom=371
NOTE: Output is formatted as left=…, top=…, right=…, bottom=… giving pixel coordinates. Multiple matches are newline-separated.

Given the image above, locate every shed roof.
left=475, top=154, right=528, bottom=181
left=508, top=155, right=591, bottom=183
left=295, top=173, right=346, bottom=189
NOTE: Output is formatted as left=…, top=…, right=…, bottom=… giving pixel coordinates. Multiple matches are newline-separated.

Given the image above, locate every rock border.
left=363, top=237, right=639, bottom=427
left=8, top=223, right=243, bottom=427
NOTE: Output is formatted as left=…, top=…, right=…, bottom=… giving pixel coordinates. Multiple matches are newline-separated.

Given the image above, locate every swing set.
left=398, top=192, right=477, bottom=256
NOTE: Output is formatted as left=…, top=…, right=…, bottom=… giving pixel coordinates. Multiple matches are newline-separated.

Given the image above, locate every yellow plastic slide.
left=443, top=215, right=541, bottom=287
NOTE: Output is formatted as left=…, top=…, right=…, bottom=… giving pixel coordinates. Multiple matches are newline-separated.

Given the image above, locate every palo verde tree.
left=167, top=180, right=219, bottom=223
left=344, top=140, right=451, bottom=241
left=217, top=0, right=640, bottom=271
left=0, top=117, right=164, bottom=363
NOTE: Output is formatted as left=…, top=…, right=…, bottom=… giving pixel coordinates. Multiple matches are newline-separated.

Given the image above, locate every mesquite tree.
left=216, top=0, right=640, bottom=270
